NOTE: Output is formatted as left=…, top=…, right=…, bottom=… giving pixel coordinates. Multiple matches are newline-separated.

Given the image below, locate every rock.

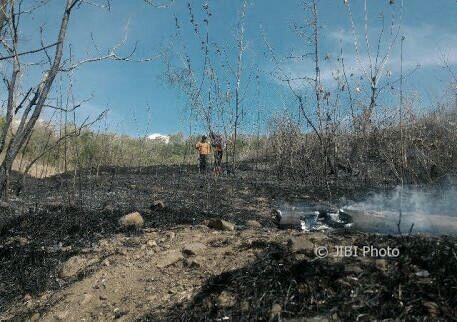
left=59, top=255, right=92, bottom=278
left=241, top=300, right=250, bottom=312
left=16, top=237, right=29, bottom=246
left=184, top=257, right=203, bottom=268
left=54, top=310, right=69, bottom=321
left=23, top=293, right=32, bottom=302
left=375, top=259, right=388, bottom=271
left=118, top=212, right=144, bottom=230
left=102, top=203, right=116, bottom=214
left=217, top=291, right=236, bottom=308
left=117, top=248, right=128, bottom=256
left=182, top=242, right=207, bottom=256
left=423, top=301, right=439, bottom=317
left=270, top=303, right=282, bottom=318
left=288, top=236, right=314, bottom=253
left=0, top=201, right=10, bottom=209
left=113, top=308, right=128, bottom=319
left=147, top=240, right=157, bottom=247
left=151, top=200, right=165, bottom=210
left=305, top=316, right=330, bottom=322
left=344, top=264, right=363, bottom=274
left=29, top=313, right=40, bottom=322
left=246, top=220, right=262, bottom=228
left=415, top=270, right=430, bottom=278
left=156, top=250, right=183, bottom=268
left=45, top=200, right=64, bottom=211
left=207, top=219, right=235, bottom=231
left=80, top=293, right=95, bottom=306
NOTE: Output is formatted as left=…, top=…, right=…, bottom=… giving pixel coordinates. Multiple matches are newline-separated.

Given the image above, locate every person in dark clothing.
left=211, top=133, right=224, bottom=175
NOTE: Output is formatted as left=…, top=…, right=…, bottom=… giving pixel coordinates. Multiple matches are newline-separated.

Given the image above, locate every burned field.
left=0, top=0, right=456, bottom=320
left=1, top=167, right=456, bottom=321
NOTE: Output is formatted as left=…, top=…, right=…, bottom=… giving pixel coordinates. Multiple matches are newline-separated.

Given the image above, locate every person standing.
left=195, top=135, right=211, bottom=173
left=211, top=133, right=224, bottom=175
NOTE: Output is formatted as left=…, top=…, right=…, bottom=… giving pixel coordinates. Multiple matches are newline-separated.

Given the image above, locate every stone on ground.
left=102, top=203, right=115, bottom=214
left=207, top=219, right=235, bottom=231
left=156, top=250, right=183, bottom=268
left=151, top=200, right=165, bottom=210
left=118, top=212, right=144, bottom=229
left=45, top=200, right=64, bottom=211
left=305, top=316, right=330, bottom=322
left=246, top=220, right=262, bottom=228
left=344, top=264, right=363, bottom=274
left=182, top=242, right=207, bottom=256
left=59, top=256, right=88, bottom=278
left=184, top=256, right=203, bottom=268
left=217, top=291, right=236, bottom=308
left=270, top=303, right=282, bottom=319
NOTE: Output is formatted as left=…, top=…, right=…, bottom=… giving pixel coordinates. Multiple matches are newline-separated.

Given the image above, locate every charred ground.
left=0, top=166, right=456, bottom=321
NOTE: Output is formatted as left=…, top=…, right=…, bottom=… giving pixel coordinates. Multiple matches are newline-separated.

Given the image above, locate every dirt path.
left=1, top=226, right=299, bottom=321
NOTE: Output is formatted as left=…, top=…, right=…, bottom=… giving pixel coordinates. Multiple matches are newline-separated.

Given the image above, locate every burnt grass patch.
left=2, top=167, right=457, bottom=320
left=145, top=236, right=457, bottom=321
left=0, top=201, right=214, bottom=314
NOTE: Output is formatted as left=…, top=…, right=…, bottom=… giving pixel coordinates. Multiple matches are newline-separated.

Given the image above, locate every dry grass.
left=11, top=159, right=63, bottom=178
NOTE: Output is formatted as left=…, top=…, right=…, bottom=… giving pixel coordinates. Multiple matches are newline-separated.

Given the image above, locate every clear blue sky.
left=17, top=0, right=457, bottom=136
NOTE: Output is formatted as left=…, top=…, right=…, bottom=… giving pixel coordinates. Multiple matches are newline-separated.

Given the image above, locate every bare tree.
left=264, top=0, right=338, bottom=181
left=231, top=0, right=248, bottom=173
left=0, top=0, right=162, bottom=200
left=343, top=0, right=405, bottom=181
left=0, top=0, right=82, bottom=200
left=165, top=1, right=251, bottom=173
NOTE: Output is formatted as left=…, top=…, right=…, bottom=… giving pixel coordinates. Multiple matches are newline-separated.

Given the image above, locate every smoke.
left=347, top=185, right=457, bottom=216
left=344, top=185, right=457, bottom=235
left=276, top=185, right=457, bottom=235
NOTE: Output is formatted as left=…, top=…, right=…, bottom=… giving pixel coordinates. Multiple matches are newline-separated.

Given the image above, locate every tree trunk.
left=0, top=157, right=13, bottom=201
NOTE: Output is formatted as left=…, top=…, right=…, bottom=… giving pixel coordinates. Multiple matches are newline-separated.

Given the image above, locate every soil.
left=0, top=166, right=456, bottom=321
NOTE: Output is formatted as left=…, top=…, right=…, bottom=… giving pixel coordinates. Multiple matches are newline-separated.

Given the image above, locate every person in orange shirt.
left=195, top=135, right=211, bottom=173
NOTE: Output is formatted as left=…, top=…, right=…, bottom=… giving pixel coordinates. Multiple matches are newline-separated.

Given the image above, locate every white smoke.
left=345, top=185, right=457, bottom=235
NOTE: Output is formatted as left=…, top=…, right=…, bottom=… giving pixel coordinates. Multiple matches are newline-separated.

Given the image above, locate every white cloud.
left=269, top=23, right=457, bottom=91
left=330, top=23, right=457, bottom=71
left=395, top=24, right=457, bottom=68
